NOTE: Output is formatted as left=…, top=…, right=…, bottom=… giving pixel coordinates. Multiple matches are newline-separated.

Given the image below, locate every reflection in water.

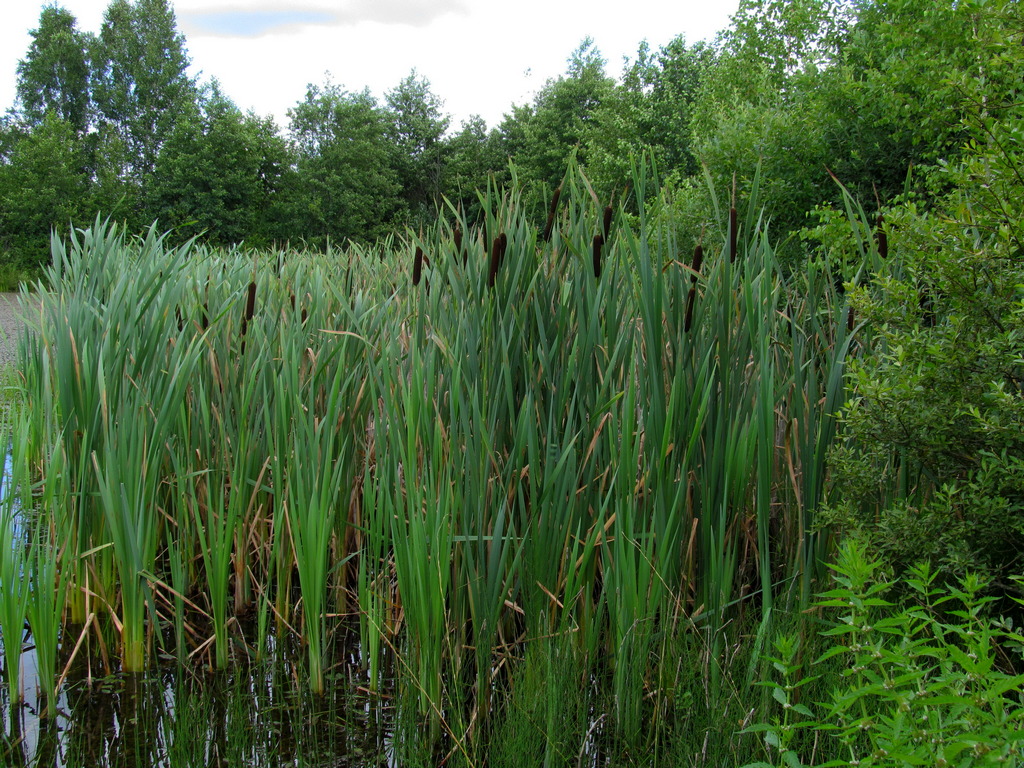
left=1, top=625, right=395, bottom=768
left=1, top=449, right=395, bottom=767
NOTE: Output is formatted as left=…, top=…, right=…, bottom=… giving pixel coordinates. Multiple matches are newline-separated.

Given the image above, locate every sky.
left=3, top=0, right=741, bottom=133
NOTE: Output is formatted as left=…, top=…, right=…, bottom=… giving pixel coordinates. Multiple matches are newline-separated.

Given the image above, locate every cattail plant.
left=487, top=235, right=503, bottom=288
left=240, top=279, right=257, bottom=353
left=6, top=159, right=881, bottom=759
left=412, top=246, right=424, bottom=286
left=684, top=244, right=703, bottom=333
left=541, top=184, right=562, bottom=242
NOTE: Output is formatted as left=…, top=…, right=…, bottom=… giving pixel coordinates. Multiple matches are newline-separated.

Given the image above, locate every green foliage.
left=746, top=541, right=1024, bottom=767
left=385, top=70, right=450, bottom=219
left=91, top=0, right=198, bottom=189
left=514, top=38, right=615, bottom=192
left=0, top=112, right=91, bottom=267
left=149, top=86, right=292, bottom=247
left=442, top=115, right=507, bottom=219
left=16, top=6, right=92, bottom=134
left=740, top=634, right=821, bottom=768
left=687, top=0, right=1024, bottom=257
left=285, top=81, right=404, bottom=245
left=584, top=37, right=712, bottom=197
left=824, top=24, right=1024, bottom=585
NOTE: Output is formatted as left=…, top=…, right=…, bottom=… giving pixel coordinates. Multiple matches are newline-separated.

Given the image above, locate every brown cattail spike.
left=498, top=233, right=508, bottom=268
left=847, top=306, right=855, bottom=332
left=413, top=246, right=424, bottom=286
left=602, top=205, right=613, bottom=242
left=592, top=234, right=604, bottom=279
left=875, top=215, right=888, bottom=260
left=240, top=280, right=257, bottom=354
left=691, top=244, right=704, bottom=277
left=453, top=226, right=463, bottom=258
left=488, top=236, right=502, bottom=288
left=684, top=288, right=696, bottom=333
left=542, top=185, right=562, bottom=242
left=728, top=208, right=738, bottom=263
left=241, top=281, right=257, bottom=336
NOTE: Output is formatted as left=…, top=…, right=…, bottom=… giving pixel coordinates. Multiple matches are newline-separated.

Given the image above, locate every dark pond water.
left=0, top=449, right=400, bottom=768
left=1, top=625, right=397, bottom=768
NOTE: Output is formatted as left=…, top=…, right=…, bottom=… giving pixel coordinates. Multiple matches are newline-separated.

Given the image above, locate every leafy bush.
left=821, top=44, right=1024, bottom=588
left=744, top=540, right=1024, bottom=767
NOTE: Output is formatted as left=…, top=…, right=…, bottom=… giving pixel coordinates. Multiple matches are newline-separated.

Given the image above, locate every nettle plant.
left=744, top=540, right=1024, bottom=768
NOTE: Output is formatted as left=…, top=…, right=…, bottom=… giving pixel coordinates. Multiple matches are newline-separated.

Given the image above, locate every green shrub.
left=744, top=541, right=1024, bottom=767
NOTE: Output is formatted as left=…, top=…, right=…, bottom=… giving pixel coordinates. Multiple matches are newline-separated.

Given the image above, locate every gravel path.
left=0, top=293, right=33, bottom=369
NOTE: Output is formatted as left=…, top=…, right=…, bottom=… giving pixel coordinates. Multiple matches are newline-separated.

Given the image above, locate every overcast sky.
left=3, top=0, right=740, bottom=132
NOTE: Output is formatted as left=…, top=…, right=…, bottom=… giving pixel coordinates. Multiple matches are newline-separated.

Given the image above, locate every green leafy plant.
left=741, top=633, right=820, bottom=768
left=745, top=541, right=1024, bottom=767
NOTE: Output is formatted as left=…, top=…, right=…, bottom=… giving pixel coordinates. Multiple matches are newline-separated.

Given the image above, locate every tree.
left=584, top=37, right=711, bottom=196
left=16, top=6, right=93, bottom=135
left=516, top=38, right=614, bottom=190
left=442, top=115, right=507, bottom=220
left=0, top=114, right=27, bottom=162
left=284, top=82, right=403, bottom=246
left=91, top=0, right=198, bottom=191
left=0, top=113, right=90, bottom=267
left=149, top=86, right=292, bottom=248
left=385, top=71, right=451, bottom=220
left=824, top=0, right=1024, bottom=590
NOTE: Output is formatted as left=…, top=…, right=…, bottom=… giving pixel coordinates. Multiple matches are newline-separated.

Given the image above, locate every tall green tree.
left=16, top=6, right=93, bottom=135
left=149, top=86, right=292, bottom=248
left=516, top=38, right=615, bottom=190
left=385, top=70, right=450, bottom=220
left=442, top=115, right=506, bottom=219
left=284, top=82, right=403, bottom=246
left=584, top=37, right=711, bottom=196
left=0, top=112, right=90, bottom=266
left=91, top=0, right=198, bottom=191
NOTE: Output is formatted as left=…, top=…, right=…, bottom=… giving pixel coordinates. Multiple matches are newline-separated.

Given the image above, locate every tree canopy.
left=0, top=0, right=1020, bottom=271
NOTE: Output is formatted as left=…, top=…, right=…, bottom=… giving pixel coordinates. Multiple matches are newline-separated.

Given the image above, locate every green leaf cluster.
left=745, top=540, right=1024, bottom=767
left=821, top=14, right=1024, bottom=586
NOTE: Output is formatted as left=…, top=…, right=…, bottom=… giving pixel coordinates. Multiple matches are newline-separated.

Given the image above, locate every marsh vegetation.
left=2, top=0, right=1023, bottom=765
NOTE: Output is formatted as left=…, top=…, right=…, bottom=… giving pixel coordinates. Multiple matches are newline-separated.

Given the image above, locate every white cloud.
left=179, top=0, right=470, bottom=38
